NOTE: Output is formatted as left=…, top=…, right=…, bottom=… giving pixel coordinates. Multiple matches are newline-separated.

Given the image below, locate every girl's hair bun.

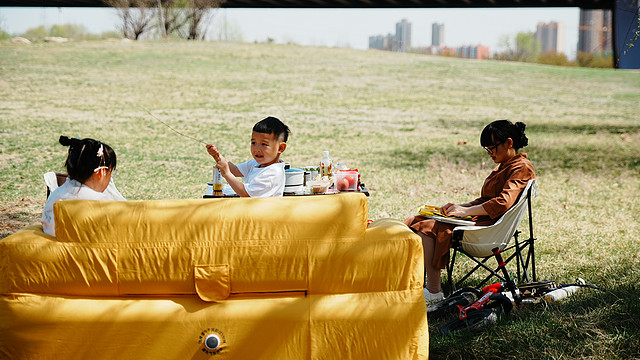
left=59, top=135, right=82, bottom=147
left=58, top=135, right=117, bottom=183
left=59, top=135, right=72, bottom=146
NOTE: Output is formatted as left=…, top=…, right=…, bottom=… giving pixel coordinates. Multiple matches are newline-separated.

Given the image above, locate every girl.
left=42, top=136, right=125, bottom=236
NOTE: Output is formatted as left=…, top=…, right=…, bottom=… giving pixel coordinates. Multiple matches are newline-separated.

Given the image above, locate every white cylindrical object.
left=212, top=167, right=223, bottom=193
left=543, top=285, right=581, bottom=302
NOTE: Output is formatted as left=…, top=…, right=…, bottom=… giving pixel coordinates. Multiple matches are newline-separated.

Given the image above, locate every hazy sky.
left=1, top=7, right=580, bottom=57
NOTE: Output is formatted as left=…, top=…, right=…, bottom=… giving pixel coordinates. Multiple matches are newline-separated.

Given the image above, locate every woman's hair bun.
left=514, top=122, right=529, bottom=148
left=480, top=120, right=529, bottom=150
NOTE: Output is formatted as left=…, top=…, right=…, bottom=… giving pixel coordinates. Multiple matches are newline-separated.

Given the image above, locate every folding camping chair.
left=44, top=171, right=126, bottom=201
left=445, top=179, right=538, bottom=294
left=44, top=172, right=68, bottom=199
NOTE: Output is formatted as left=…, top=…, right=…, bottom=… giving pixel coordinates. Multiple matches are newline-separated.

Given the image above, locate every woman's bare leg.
left=419, top=232, right=441, bottom=294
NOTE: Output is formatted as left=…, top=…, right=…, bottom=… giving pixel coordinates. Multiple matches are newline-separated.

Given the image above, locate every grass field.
left=1, top=40, right=639, bottom=359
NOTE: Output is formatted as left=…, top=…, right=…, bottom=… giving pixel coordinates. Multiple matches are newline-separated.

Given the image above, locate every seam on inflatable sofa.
left=115, top=250, right=120, bottom=296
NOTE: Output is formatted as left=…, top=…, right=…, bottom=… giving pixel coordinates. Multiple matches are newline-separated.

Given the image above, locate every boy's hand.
left=206, top=144, right=231, bottom=175
left=206, top=144, right=222, bottom=162
left=216, top=157, right=231, bottom=176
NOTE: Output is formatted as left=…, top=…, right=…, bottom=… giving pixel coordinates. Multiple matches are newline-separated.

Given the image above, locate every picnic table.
left=203, top=183, right=369, bottom=198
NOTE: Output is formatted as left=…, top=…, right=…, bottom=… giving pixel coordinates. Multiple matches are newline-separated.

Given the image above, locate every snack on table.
left=308, top=176, right=332, bottom=193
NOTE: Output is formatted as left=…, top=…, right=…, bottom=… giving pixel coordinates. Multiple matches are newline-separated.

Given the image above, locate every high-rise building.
left=369, top=35, right=385, bottom=50
left=395, top=19, right=412, bottom=52
left=384, top=34, right=396, bottom=51
left=432, top=23, right=444, bottom=47
left=535, top=21, right=565, bottom=54
left=456, top=45, right=491, bottom=59
left=368, top=18, right=411, bottom=53
left=369, top=34, right=396, bottom=51
left=578, top=9, right=613, bottom=55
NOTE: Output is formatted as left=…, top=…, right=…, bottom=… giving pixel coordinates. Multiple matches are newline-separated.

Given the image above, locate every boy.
left=206, top=116, right=290, bottom=197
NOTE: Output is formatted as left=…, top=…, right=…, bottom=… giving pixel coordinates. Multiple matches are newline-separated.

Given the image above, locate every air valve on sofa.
left=204, top=334, right=221, bottom=350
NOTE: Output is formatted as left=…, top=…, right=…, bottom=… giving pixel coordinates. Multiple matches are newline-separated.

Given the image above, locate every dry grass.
left=1, top=40, right=639, bottom=359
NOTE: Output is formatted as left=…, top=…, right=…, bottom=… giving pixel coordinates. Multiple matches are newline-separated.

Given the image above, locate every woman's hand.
left=440, top=203, right=454, bottom=216
left=442, top=203, right=488, bottom=218
left=441, top=203, right=468, bottom=217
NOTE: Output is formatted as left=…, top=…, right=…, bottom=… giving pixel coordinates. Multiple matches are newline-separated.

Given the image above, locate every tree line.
left=0, top=0, right=226, bottom=42
left=492, top=31, right=613, bottom=68
left=107, top=0, right=225, bottom=40
left=1, top=23, right=121, bottom=42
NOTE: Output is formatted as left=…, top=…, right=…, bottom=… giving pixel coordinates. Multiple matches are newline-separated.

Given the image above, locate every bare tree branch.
left=107, top=0, right=156, bottom=40
left=184, top=0, right=225, bottom=40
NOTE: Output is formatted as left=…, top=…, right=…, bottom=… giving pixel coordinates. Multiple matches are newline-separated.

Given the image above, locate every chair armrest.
left=452, top=224, right=489, bottom=243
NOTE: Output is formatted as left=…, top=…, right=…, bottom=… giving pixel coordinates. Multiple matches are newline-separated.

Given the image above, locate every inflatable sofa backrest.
left=1, top=193, right=423, bottom=302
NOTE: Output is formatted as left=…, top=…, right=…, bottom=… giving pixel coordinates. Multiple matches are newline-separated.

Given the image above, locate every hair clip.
left=96, top=144, right=104, bottom=158
left=94, top=166, right=108, bottom=173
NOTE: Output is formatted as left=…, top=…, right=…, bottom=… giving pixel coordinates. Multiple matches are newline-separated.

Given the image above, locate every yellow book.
left=416, top=205, right=476, bottom=226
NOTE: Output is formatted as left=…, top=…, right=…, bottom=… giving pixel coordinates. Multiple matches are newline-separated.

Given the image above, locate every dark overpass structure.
left=1, top=0, right=638, bottom=68
left=0, top=0, right=617, bottom=8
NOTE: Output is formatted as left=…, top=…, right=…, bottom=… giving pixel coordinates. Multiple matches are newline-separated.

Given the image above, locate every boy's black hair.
left=480, top=120, right=529, bottom=151
left=253, top=117, right=290, bottom=142
left=59, top=135, right=117, bottom=183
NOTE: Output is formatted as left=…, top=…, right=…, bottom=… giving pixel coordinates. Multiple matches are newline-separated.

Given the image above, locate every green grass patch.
left=1, top=40, right=639, bottom=359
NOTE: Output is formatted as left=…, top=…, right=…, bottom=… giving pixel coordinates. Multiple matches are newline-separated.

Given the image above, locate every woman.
left=42, top=136, right=125, bottom=236
left=405, top=120, right=535, bottom=303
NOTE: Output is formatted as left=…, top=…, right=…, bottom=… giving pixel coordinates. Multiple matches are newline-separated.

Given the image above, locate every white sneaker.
left=424, top=288, right=444, bottom=304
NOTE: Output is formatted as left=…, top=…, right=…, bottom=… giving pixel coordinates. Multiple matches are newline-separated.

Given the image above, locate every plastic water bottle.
left=543, top=278, right=585, bottom=302
left=320, top=151, right=332, bottom=178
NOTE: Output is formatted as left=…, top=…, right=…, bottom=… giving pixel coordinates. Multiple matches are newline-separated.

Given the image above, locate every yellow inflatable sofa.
left=0, top=193, right=427, bottom=359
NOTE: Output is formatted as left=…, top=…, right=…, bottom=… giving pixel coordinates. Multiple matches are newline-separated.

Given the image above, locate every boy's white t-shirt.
left=235, top=159, right=285, bottom=198
left=41, top=178, right=126, bottom=236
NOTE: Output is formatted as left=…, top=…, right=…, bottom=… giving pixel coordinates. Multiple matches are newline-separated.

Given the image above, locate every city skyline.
left=1, top=7, right=581, bottom=57
left=368, top=19, right=490, bottom=59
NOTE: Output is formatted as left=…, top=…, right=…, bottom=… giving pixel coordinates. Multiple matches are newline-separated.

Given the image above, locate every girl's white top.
left=41, top=178, right=126, bottom=236
left=236, top=159, right=285, bottom=198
